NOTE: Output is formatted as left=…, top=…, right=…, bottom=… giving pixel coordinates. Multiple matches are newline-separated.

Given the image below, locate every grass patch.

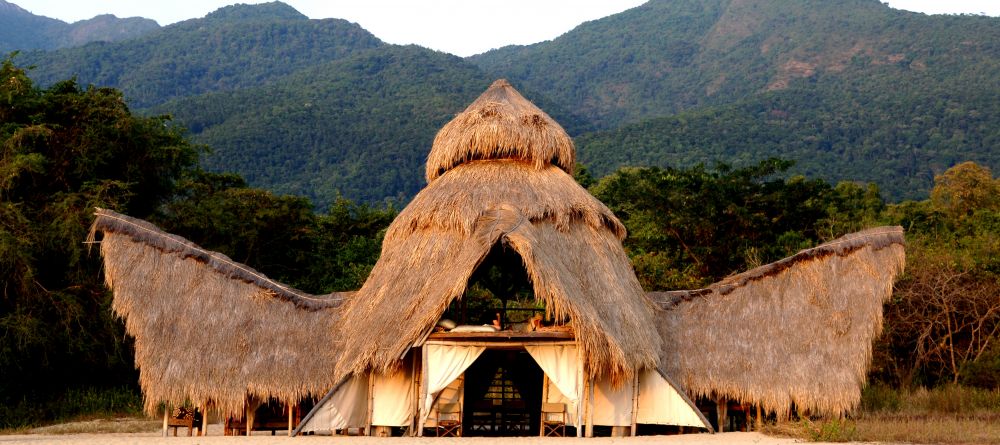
left=766, top=385, right=1000, bottom=444
left=0, top=386, right=144, bottom=430
left=27, top=417, right=160, bottom=435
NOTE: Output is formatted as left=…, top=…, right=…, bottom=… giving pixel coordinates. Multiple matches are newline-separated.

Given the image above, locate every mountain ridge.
left=0, top=0, right=159, bottom=52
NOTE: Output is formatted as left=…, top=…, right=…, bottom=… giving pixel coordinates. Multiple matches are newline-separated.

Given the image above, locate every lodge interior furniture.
left=166, top=407, right=203, bottom=436
left=436, top=403, right=463, bottom=436
left=540, top=402, right=566, bottom=437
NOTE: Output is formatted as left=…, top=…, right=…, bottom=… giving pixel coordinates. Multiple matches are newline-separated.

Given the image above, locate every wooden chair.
left=540, top=402, right=566, bottom=437
left=436, top=403, right=463, bottom=437
left=167, top=407, right=202, bottom=436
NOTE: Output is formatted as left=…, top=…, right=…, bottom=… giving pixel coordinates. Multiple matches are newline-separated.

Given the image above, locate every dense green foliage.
left=473, top=0, right=1000, bottom=128
left=0, top=58, right=393, bottom=427
left=13, top=0, right=1000, bottom=205
left=592, top=159, right=883, bottom=289
left=476, top=0, right=1000, bottom=201
left=0, top=57, right=198, bottom=426
left=20, top=3, right=383, bottom=109
left=156, top=45, right=493, bottom=208
left=576, top=79, right=1000, bottom=201
left=0, top=1, right=158, bottom=53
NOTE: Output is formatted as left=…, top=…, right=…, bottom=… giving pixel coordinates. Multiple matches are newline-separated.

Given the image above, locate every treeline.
left=2, top=60, right=997, bottom=427
left=0, top=59, right=392, bottom=427
left=590, top=160, right=1000, bottom=388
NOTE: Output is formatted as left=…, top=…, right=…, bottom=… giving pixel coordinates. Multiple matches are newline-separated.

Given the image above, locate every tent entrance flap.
left=462, top=349, right=543, bottom=436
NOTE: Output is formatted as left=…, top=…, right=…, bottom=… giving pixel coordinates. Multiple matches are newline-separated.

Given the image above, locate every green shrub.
left=802, top=418, right=859, bottom=442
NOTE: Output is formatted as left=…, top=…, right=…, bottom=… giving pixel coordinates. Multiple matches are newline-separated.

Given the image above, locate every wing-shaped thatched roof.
left=650, top=227, right=905, bottom=416
left=425, top=79, right=574, bottom=182
left=89, top=209, right=350, bottom=416
left=335, top=160, right=657, bottom=384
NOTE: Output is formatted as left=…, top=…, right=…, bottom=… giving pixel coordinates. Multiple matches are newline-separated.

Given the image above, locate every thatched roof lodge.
left=89, top=79, right=905, bottom=437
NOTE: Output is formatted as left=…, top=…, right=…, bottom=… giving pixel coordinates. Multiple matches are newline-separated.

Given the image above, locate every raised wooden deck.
left=425, top=330, right=574, bottom=347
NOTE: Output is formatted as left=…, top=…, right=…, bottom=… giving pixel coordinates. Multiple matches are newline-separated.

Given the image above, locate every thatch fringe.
left=90, top=209, right=348, bottom=416
left=425, top=79, right=575, bottom=183
left=651, top=227, right=906, bottom=417
left=335, top=160, right=656, bottom=384
left=89, top=208, right=341, bottom=311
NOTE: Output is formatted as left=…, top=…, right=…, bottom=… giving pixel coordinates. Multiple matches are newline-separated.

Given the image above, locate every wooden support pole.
left=365, top=373, right=375, bottom=436
left=417, top=345, right=428, bottom=437
left=575, top=345, right=584, bottom=437
left=585, top=379, right=594, bottom=438
left=288, top=403, right=294, bottom=437
left=411, top=352, right=420, bottom=437
left=630, top=371, right=640, bottom=437
left=246, top=399, right=253, bottom=437
left=539, top=374, right=549, bottom=437
left=162, top=405, right=169, bottom=437
left=755, top=405, right=763, bottom=431
left=716, top=397, right=727, bottom=433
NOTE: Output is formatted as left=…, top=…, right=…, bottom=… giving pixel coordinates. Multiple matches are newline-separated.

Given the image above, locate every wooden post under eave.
left=539, top=374, right=549, bottom=437
left=199, top=402, right=206, bottom=436
left=755, top=405, right=763, bottom=431
left=365, top=372, right=375, bottom=436
left=287, top=403, right=294, bottom=437
left=716, top=397, right=727, bottom=433
left=417, top=345, right=428, bottom=437
left=161, top=405, right=169, bottom=437
left=575, top=345, right=584, bottom=437
left=585, top=378, right=594, bottom=438
left=245, top=398, right=253, bottom=437
left=630, top=371, right=640, bottom=437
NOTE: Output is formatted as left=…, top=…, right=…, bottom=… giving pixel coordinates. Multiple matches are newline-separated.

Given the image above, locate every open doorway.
left=461, top=349, right=542, bottom=436
left=445, top=241, right=548, bottom=330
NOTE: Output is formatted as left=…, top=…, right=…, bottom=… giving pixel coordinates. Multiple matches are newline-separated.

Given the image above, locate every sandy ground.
left=0, top=431, right=866, bottom=445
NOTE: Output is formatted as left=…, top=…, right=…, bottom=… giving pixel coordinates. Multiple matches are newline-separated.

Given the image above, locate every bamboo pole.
left=287, top=403, right=294, bottom=437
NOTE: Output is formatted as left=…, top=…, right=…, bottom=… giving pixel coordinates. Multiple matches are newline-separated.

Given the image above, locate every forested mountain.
left=471, top=0, right=1000, bottom=128
left=472, top=0, right=1000, bottom=199
left=16, top=0, right=1000, bottom=204
left=20, top=2, right=384, bottom=108
left=0, top=1, right=158, bottom=52
left=577, top=78, right=1000, bottom=201
left=155, top=45, right=493, bottom=206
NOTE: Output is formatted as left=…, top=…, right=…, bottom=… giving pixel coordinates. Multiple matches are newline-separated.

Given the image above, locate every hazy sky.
left=14, top=0, right=1000, bottom=57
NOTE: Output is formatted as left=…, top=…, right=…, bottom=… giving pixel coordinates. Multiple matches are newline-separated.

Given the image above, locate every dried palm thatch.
left=336, top=160, right=659, bottom=384
left=89, top=208, right=349, bottom=416
left=426, top=79, right=574, bottom=182
left=650, top=227, right=906, bottom=417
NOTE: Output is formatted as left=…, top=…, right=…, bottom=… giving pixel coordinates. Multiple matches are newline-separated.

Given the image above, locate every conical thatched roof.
left=336, top=81, right=657, bottom=384
left=650, top=227, right=906, bottom=416
left=425, top=79, right=575, bottom=182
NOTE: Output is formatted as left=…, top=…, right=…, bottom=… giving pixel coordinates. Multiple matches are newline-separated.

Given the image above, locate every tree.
left=591, top=158, right=845, bottom=289
left=0, top=55, right=198, bottom=426
left=930, top=161, right=1000, bottom=221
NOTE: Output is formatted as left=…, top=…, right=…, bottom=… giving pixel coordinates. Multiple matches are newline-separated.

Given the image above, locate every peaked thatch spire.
left=426, top=79, right=575, bottom=182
